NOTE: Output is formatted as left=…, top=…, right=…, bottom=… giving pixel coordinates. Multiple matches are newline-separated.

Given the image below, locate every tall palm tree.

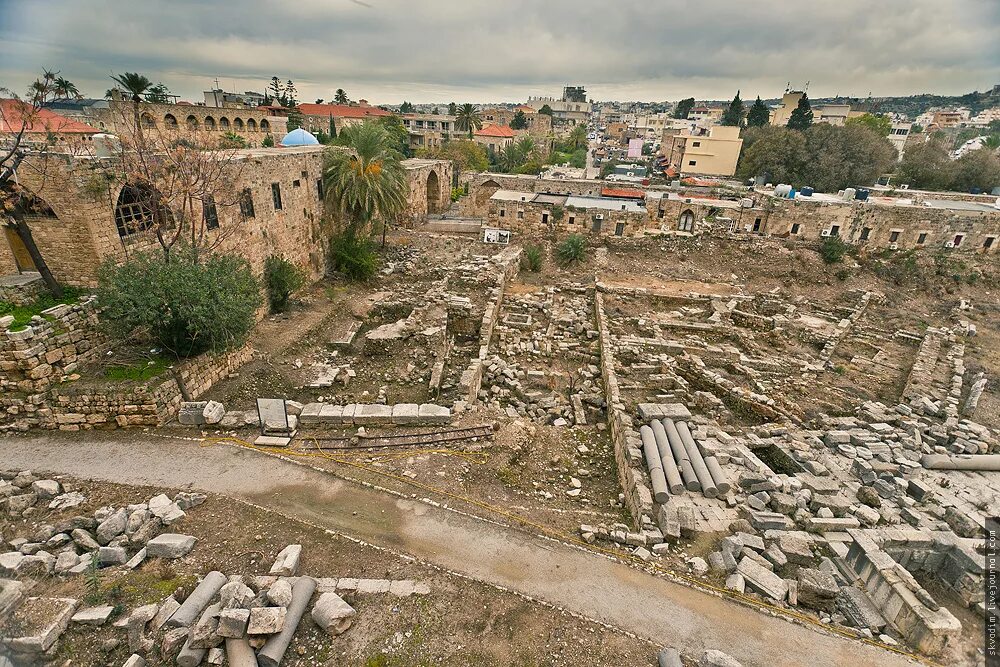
left=53, top=76, right=80, bottom=99
left=567, top=124, right=588, bottom=151
left=110, top=72, right=153, bottom=136
left=514, top=135, right=537, bottom=160
left=455, top=103, right=483, bottom=138
left=334, top=89, right=349, bottom=105
left=322, top=122, right=408, bottom=239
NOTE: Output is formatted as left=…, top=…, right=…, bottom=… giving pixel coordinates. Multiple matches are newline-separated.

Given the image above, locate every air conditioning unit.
left=889, top=243, right=899, bottom=250
left=820, top=230, right=831, bottom=237
left=684, top=198, right=692, bottom=203
left=595, top=214, right=605, bottom=220
left=944, top=241, right=954, bottom=248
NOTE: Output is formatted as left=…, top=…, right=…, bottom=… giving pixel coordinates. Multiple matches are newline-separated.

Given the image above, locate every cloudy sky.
left=1, top=0, right=998, bottom=105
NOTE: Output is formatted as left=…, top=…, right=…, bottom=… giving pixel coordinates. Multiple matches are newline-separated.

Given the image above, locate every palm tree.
left=455, top=103, right=483, bottom=138
left=514, top=135, right=537, bottom=159
left=566, top=124, right=588, bottom=151
left=110, top=72, right=153, bottom=136
left=334, top=89, right=349, bottom=105
left=53, top=76, right=80, bottom=99
left=322, top=122, right=409, bottom=242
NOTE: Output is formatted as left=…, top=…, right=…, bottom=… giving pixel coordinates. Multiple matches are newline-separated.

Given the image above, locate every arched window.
left=186, top=115, right=199, bottom=130
left=140, top=113, right=155, bottom=128
left=233, top=118, right=244, bottom=130
left=220, top=117, right=230, bottom=129
left=260, top=119, right=270, bottom=131
left=678, top=209, right=694, bottom=232
left=164, top=113, right=177, bottom=127
left=247, top=118, right=257, bottom=131
left=426, top=170, right=441, bottom=213
left=114, top=183, right=170, bottom=238
left=204, top=116, right=216, bottom=130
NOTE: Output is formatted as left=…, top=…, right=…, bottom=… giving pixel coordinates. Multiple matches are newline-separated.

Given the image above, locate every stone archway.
left=114, top=183, right=172, bottom=239
left=426, top=170, right=442, bottom=214
left=475, top=178, right=502, bottom=210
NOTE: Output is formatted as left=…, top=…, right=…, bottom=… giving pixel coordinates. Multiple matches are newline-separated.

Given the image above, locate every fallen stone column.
left=225, top=637, right=259, bottom=667
left=649, top=420, right=684, bottom=494
left=704, top=455, right=731, bottom=495
left=177, top=603, right=220, bottom=667
left=921, top=454, right=1000, bottom=471
left=640, top=425, right=670, bottom=503
left=661, top=418, right=698, bottom=491
left=258, top=576, right=317, bottom=667
left=676, top=421, right=717, bottom=498
left=167, top=571, right=227, bottom=628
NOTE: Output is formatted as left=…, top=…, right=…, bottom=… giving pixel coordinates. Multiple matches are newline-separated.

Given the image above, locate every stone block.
left=217, top=608, right=250, bottom=638
left=247, top=606, right=286, bottom=635
left=269, top=544, right=301, bottom=576
left=737, top=556, right=788, bottom=601
left=146, top=534, right=197, bottom=559
left=354, top=403, right=393, bottom=425
left=391, top=403, right=421, bottom=424
left=72, top=605, right=115, bottom=626
left=311, top=592, right=356, bottom=635
left=417, top=403, right=451, bottom=424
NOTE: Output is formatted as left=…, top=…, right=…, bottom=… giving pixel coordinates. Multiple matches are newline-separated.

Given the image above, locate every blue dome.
left=279, top=128, right=319, bottom=147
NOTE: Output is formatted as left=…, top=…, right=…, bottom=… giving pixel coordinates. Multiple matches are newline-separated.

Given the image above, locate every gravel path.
left=2, top=432, right=918, bottom=667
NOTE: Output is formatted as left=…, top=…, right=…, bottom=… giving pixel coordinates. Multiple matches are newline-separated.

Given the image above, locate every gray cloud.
left=1, top=0, right=997, bottom=104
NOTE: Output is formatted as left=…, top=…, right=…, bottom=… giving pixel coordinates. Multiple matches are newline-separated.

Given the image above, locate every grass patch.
left=103, top=565, right=197, bottom=607
left=0, top=286, right=85, bottom=331
left=104, top=355, right=172, bottom=382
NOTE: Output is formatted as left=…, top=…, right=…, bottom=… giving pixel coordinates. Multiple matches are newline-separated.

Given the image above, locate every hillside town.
left=1, top=3, right=1000, bottom=667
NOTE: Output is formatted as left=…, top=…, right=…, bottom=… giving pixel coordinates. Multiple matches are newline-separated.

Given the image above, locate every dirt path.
left=2, top=433, right=918, bottom=667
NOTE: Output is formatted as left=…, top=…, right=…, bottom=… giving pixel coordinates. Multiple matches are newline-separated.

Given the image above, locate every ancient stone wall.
left=400, top=159, right=453, bottom=224
left=486, top=198, right=648, bottom=238
left=83, top=100, right=286, bottom=143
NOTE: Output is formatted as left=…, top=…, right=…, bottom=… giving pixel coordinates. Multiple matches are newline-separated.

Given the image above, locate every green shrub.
left=264, top=255, right=306, bottom=313
left=835, top=268, right=850, bottom=281
left=97, top=245, right=262, bottom=358
left=450, top=187, right=462, bottom=202
left=329, top=231, right=379, bottom=281
left=522, top=245, right=543, bottom=272
left=818, top=236, right=851, bottom=264
left=557, top=234, right=587, bottom=265
left=550, top=204, right=565, bottom=222
left=0, top=286, right=84, bottom=332
left=261, top=134, right=274, bottom=148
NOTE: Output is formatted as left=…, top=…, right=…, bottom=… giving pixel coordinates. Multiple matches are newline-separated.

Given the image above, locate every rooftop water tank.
left=774, top=184, right=792, bottom=198
left=843, top=188, right=857, bottom=201
left=800, top=186, right=814, bottom=197
left=855, top=188, right=870, bottom=201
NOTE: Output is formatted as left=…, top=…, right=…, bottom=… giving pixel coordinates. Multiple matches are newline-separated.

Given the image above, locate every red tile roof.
left=296, top=103, right=391, bottom=119
left=601, top=186, right=646, bottom=200
left=1, top=99, right=99, bottom=134
left=514, top=104, right=535, bottom=112
left=475, top=123, right=516, bottom=138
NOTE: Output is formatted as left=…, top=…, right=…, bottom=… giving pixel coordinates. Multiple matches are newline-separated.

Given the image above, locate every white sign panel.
left=483, top=228, right=511, bottom=245
left=627, top=138, right=644, bottom=159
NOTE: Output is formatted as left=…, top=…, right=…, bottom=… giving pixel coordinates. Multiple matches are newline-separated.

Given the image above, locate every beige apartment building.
left=400, top=112, right=457, bottom=149
left=663, top=125, right=742, bottom=176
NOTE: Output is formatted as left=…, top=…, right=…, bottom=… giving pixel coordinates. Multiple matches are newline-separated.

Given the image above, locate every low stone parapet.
left=298, top=402, right=451, bottom=426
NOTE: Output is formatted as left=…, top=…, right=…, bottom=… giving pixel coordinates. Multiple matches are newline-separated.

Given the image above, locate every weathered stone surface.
left=737, top=556, right=787, bottom=601
left=146, top=534, right=197, bottom=559
left=96, top=508, right=128, bottom=545
left=6, top=597, right=79, bottom=654
left=152, top=596, right=181, bottom=630
left=97, top=546, right=127, bottom=566
left=217, top=608, right=250, bottom=638
left=247, top=606, right=286, bottom=635
left=267, top=578, right=293, bottom=607
left=699, top=649, right=744, bottom=667
left=72, top=605, right=115, bottom=626
left=269, top=544, right=301, bottom=576
left=797, top=568, right=839, bottom=611
left=30, top=479, right=61, bottom=498
left=311, top=592, right=356, bottom=636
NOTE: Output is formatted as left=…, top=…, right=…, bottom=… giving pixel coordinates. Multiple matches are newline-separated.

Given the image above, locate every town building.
left=1, top=147, right=452, bottom=286
left=400, top=113, right=457, bottom=149
left=770, top=91, right=806, bottom=126
left=46, top=97, right=285, bottom=142
left=202, top=89, right=266, bottom=108
left=887, top=122, right=913, bottom=159
left=480, top=105, right=552, bottom=136
left=525, top=96, right=589, bottom=126
left=688, top=106, right=723, bottom=124
left=486, top=189, right=647, bottom=237
left=663, top=126, right=743, bottom=177
left=0, top=99, right=100, bottom=144
left=296, top=102, right=391, bottom=135
left=473, top=124, right=516, bottom=155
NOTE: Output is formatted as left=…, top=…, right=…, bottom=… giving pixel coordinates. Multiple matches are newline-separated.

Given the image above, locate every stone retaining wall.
left=595, top=290, right=654, bottom=529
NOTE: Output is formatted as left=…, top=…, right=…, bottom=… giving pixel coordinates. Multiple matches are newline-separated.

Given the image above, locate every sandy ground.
left=0, top=431, right=922, bottom=667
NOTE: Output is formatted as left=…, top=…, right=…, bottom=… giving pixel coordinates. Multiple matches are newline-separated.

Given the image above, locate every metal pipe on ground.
left=662, top=418, right=699, bottom=492
left=676, top=421, right=718, bottom=498
left=704, top=455, right=731, bottom=495
left=258, top=576, right=317, bottom=667
left=649, top=420, right=685, bottom=494
left=166, top=570, right=226, bottom=628
left=921, top=454, right=1000, bottom=471
left=177, top=602, right=221, bottom=667
left=226, top=637, right=259, bottom=667
left=640, top=425, right=670, bottom=503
